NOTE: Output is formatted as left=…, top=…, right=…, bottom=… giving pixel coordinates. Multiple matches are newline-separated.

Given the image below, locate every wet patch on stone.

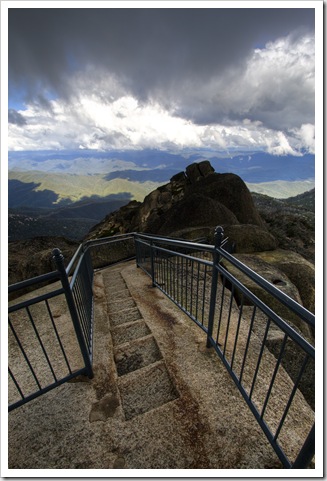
left=113, top=455, right=126, bottom=468
left=118, top=361, right=179, bottom=420
left=89, top=393, right=120, bottom=422
left=114, top=336, right=162, bottom=376
left=111, top=320, right=151, bottom=346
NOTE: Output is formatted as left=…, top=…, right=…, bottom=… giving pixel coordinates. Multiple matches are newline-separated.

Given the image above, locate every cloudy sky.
left=6, top=3, right=319, bottom=155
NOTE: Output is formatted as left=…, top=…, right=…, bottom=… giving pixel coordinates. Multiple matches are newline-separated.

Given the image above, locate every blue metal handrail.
left=134, top=228, right=315, bottom=469
left=8, top=247, right=95, bottom=412
left=8, top=229, right=315, bottom=468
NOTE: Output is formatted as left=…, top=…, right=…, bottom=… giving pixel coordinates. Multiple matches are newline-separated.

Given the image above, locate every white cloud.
left=290, top=123, right=315, bottom=154
left=8, top=33, right=315, bottom=157
left=266, top=131, right=298, bottom=156
left=176, top=33, right=314, bottom=131
left=8, top=94, right=313, bottom=156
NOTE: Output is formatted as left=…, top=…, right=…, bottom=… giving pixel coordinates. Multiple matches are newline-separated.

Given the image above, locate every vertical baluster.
left=222, top=284, right=235, bottom=359
left=202, top=264, right=207, bottom=326
left=216, top=275, right=226, bottom=347
left=260, top=334, right=288, bottom=419
left=230, top=294, right=244, bottom=370
left=207, top=226, right=224, bottom=348
left=239, top=305, right=257, bottom=385
left=195, top=262, right=200, bottom=322
left=190, top=259, right=194, bottom=317
left=26, top=305, right=58, bottom=383
left=249, top=318, right=271, bottom=400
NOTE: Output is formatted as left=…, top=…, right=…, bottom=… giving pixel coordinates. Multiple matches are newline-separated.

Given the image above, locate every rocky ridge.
left=8, top=236, right=79, bottom=296
left=252, top=192, right=315, bottom=263
left=87, top=161, right=271, bottom=244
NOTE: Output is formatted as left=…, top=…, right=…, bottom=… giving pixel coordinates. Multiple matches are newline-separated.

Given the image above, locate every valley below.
left=8, top=149, right=315, bottom=242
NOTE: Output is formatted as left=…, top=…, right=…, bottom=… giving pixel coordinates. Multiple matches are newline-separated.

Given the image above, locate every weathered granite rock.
left=157, top=194, right=239, bottom=235
left=170, top=171, right=187, bottom=203
left=87, top=162, right=266, bottom=241
left=223, top=224, right=277, bottom=253
left=221, top=253, right=313, bottom=342
left=164, top=226, right=212, bottom=242
left=252, top=192, right=315, bottom=264
left=88, top=200, right=141, bottom=238
left=189, top=173, right=265, bottom=227
left=253, top=249, right=315, bottom=314
left=8, top=236, right=78, bottom=288
left=185, top=160, right=214, bottom=184
left=185, top=163, right=203, bottom=184
left=170, top=171, right=186, bottom=184
left=198, top=160, right=215, bottom=177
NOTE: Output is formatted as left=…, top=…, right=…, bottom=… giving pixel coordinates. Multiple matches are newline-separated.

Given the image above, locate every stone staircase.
left=8, top=261, right=314, bottom=469
left=102, top=269, right=179, bottom=420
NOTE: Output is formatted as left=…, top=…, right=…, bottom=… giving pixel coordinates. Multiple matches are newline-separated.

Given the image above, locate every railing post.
left=86, top=247, right=94, bottom=285
left=206, top=226, right=224, bottom=348
left=82, top=244, right=94, bottom=285
left=134, top=235, right=140, bottom=268
left=150, top=239, right=156, bottom=287
left=52, top=248, right=94, bottom=379
left=292, top=424, right=315, bottom=469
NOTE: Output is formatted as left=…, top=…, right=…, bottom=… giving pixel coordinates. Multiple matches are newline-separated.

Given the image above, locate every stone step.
left=106, top=282, right=127, bottom=294
left=114, top=335, right=162, bottom=376
left=111, top=320, right=151, bottom=346
left=106, top=284, right=128, bottom=296
left=107, top=288, right=131, bottom=301
left=118, top=361, right=179, bottom=420
left=110, top=306, right=142, bottom=326
left=102, top=273, right=126, bottom=289
left=108, top=298, right=136, bottom=313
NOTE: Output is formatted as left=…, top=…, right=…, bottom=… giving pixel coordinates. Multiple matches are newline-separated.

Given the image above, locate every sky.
left=5, top=2, right=321, bottom=155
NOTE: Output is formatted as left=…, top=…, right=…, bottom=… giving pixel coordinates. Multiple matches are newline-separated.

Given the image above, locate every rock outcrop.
left=252, top=192, right=315, bottom=263
left=221, top=253, right=313, bottom=341
left=253, top=249, right=315, bottom=314
left=223, top=225, right=277, bottom=253
left=8, top=236, right=79, bottom=298
left=87, top=161, right=268, bottom=252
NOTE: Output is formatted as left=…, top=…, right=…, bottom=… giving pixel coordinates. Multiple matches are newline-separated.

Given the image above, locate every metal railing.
left=8, top=233, right=138, bottom=412
left=84, top=233, right=136, bottom=270
left=134, top=228, right=315, bottom=469
left=8, top=246, right=94, bottom=412
left=8, top=229, right=315, bottom=468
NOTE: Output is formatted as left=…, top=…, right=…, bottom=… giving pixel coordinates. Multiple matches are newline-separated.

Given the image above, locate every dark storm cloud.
left=8, top=109, right=27, bottom=125
left=8, top=7, right=315, bottom=130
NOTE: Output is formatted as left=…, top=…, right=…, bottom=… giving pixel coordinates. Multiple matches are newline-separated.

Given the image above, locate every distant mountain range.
left=8, top=149, right=314, bottom=241
left=8, top=149, right=314, bottom=206
left=9, top=148, right=314, bottom=181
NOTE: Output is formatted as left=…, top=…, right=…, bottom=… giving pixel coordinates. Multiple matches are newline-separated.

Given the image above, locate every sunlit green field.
left=9, top=170, right=162, bottom=204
